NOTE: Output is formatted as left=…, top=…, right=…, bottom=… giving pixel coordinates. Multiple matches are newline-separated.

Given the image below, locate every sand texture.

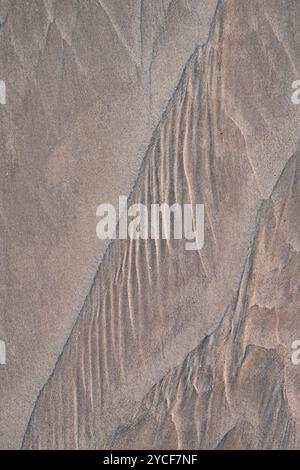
left=0, top=0, right=300, bottom=449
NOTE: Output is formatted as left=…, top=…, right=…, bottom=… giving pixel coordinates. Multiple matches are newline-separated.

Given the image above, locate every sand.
left=0, top=0, right=300, bottom=450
